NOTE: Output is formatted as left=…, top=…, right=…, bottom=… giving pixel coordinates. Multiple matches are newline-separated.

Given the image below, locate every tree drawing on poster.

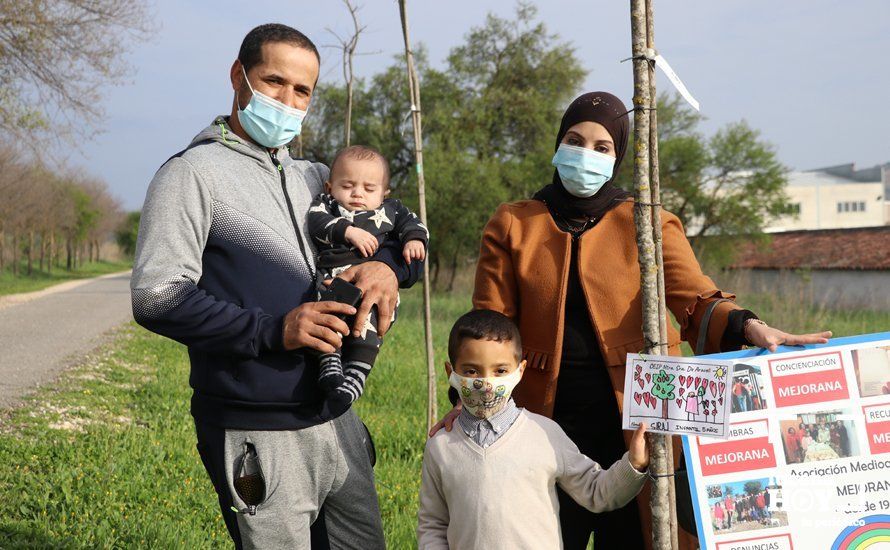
left=625, top=354, right=735, bottom=438
left=650, top=369, right=675, bottom=419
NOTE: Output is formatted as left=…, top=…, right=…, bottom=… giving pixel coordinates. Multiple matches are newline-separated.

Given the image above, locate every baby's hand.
left=345, top=227, right=379, bottom=258
left=403, top=240, right=426, bottom=264
left=629, top=423, right=649, bottom=472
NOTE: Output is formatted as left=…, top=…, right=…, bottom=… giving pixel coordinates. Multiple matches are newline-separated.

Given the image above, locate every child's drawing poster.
left=622, top=354, right=735, bottom=439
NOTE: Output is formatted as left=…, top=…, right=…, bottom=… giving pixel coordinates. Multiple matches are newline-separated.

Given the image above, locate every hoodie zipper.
left=269, top=151, right=315, bottom=281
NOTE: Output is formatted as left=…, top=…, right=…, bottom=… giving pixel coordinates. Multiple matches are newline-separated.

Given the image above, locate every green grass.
left=0, top=288, right=468, bottom=548
left=0, top=260, right=132, bottom=297
left=0, top=287, right=886, bottom=548
left=354, top=289, right=470, bottom=545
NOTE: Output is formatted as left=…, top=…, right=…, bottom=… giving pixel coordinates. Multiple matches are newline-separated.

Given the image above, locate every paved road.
left=0, top=272, right=133, bottom=409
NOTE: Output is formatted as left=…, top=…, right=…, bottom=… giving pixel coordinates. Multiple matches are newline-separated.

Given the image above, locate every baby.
left=417, top=309, right=649, bottom=549
left=307, top=145, right=428, bottom=407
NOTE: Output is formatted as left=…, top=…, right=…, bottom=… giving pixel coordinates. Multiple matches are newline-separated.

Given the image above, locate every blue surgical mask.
left=551, top=144, right=616, bottom=198
left=237, top=67, right=307, bottom=148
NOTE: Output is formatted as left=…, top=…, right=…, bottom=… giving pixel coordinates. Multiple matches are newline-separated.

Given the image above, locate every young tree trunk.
left=645, top=1, right=678, bottom=546
left=337, top=0, right=362, bottom=147
left=631, top=0, right=675, bottom=547
left=399, top=0, right=437, bottom=432
left=39, top=232, right=45, bottom=272
left=95, top=239, right=101, bottom=262
left=26, top=230, right=34, bottom=276
left=66, top=238, right=72, bottom=271
left=0, top=229, right=5, bottom=272
left=344, top=62, right=354, bottom=147
left=48, top=232, right=54, bottom=274
left=430, top=255, right=440, bottom=288
left=12, top=231, right=19, bottom=277
left=446, top=252, right=459, bottom=292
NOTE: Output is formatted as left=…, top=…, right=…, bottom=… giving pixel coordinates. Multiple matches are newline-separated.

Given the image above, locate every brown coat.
left=473, top=199, right=742, bottom=549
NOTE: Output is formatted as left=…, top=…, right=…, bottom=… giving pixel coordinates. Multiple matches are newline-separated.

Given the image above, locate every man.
left=131, top=23, right=419, bottom=549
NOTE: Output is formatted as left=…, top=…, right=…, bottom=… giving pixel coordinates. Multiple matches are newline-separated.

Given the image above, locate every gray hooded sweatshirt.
left=131, top=116, right=419, bottom=429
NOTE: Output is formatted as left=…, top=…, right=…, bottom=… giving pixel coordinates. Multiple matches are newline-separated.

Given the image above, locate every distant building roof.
left=786, top=171, right=863, bottom=186
left=788, top=163, right=887, bottom=187
left=730, top=226, right=890, bottom=271
left=811, top=163, right=885, bottom=183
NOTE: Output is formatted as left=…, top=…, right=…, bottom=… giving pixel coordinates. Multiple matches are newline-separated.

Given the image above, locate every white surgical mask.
left=449, top=368, right=523, bottom=419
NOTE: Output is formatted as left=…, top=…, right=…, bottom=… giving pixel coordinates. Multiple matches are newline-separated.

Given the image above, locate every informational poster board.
left=683, top=332, right=890, bottom=550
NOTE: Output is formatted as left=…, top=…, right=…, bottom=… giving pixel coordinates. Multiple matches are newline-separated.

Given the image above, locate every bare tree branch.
left=0, top=0, right=156, bottom=145
left=326, top=0, right=371, bottom=147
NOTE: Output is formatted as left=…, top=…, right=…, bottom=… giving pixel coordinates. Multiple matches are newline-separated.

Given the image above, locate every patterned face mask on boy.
left=449, top=368, right=523, bottom=419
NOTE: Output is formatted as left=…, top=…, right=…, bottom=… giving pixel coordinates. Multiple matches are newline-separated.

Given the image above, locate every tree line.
left=300, top=3, right=789, bottom=288
left=0, top=0, right=153, bottom=277
left=0, top=146, right=122, bottom=276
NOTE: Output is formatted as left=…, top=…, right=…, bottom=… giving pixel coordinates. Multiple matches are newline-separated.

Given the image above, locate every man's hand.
left=428, top=404, right=462, bottom=437
left=345, top=226, right=379, bottom=258
left=629, top=423, right=649, bottom=471
left=282, top=301, right=356, bottom=353
left=403, top=240, right=426, bottom=264
left=745, top=320, right=832, bottom=353
left=326, top=261, right=399, bottom=337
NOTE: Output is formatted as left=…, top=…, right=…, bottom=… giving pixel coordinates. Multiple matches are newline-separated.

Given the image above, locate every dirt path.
left=0, top=271, right=133, bottom=409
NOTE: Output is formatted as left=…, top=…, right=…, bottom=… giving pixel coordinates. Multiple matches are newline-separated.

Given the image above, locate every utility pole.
left=631, top=0, right=677, bottom=547
left=398, top=0, right=438, bottom=431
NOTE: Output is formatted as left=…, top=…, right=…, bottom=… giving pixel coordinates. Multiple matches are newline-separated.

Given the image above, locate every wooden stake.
left=631, top=0, right=674, bottom=547
left=398, top=0, right=438, bottom=432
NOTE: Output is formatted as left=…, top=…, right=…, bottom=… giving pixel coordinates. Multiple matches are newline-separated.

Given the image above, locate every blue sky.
left=71, top=0, right=890, bottom=209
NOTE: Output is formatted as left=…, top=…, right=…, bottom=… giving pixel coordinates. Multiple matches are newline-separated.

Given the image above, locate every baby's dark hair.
left=330, top=145, right=391, bottom=187
left=447, top=309, right=522, bottom=364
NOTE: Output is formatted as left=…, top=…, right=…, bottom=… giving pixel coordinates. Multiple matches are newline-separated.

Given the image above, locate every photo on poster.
left=852, top=345, right=890, bottom=398
left=778, top=409, right=858, bottom=464
left=705, top=476, right=787, bottom=535
left=730, top=363, right=768, bottom=413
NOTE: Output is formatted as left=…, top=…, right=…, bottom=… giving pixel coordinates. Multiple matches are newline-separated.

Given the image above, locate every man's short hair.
left=447, top=309, right=522, bottom=364
left=330, top=145, right=391, bottom=188
left=238, top=23, right=320, bottom=72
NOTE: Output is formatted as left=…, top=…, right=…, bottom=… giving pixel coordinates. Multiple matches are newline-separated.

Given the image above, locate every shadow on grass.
left=0, top=524, right=78, bottom=549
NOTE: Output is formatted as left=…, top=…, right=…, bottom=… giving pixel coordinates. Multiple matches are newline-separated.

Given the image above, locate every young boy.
left=417, top=309, right=648, bottom=550
left=307, top=145, right=428, bottom=407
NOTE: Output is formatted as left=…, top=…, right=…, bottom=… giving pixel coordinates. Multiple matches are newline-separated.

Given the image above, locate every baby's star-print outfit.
left=307, top=194, right=428, bottom=408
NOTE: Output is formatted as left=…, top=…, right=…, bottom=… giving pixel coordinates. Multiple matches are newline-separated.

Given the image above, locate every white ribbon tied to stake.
left=652, top=50, right=700, bottom=112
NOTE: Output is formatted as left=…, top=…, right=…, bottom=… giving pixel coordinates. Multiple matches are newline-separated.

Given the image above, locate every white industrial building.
left=766, top=163, right=889, bottom=232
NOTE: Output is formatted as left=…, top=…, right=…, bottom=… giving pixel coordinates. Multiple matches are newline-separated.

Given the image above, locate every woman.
left=785, top=427, right=801, bottom=464
left=801, top=429, right=814, bottom=460
left=713, top=502, right=725, bottom=530
left=433, top=92, right=830, bottom=549
left=818, top=421, right=830, bottom=444
left=837, top=420, right=851, bottom=456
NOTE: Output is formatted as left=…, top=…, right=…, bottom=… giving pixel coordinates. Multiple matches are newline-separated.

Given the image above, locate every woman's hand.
left=629, top=423, right=649, bottom=471
left=745, top=320, right=832, bottom=353
left=428, top=404, right=462, bottom=437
